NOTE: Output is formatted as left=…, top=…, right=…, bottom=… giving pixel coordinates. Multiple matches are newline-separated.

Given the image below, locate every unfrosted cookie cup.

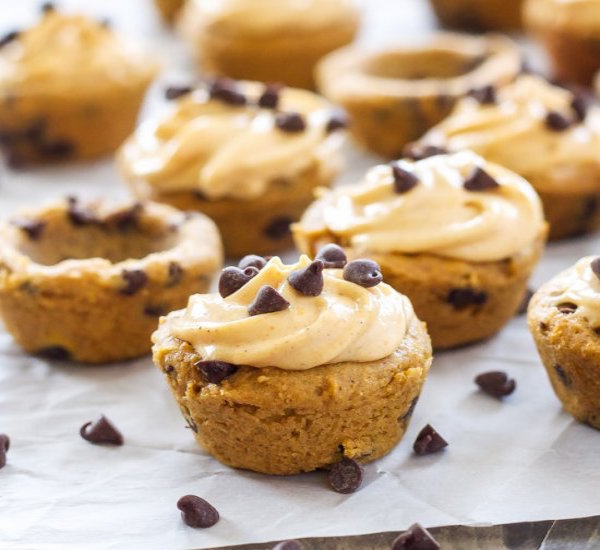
left=528, top=257, right=600, bottom=428
left=315, top=33, right=521, bottom=157
left=118, top=79, right=346, bottom=257
left=152, top=255, right=432, bottom=475
left=293, top=152, right=548, bottom=349
left=0, top=9, right=157, bottom=165
left=177, top=0, right=359, bottom=89
left=0, top=199, right=222, bottom=364
left=430, top=0, right=524, bottom=31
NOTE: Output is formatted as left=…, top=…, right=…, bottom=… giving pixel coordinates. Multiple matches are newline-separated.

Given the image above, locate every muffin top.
left=118, top=79, right=346, bottom=200
left=0, top=9, right=157, bottom=97
left=293, top=151, right=545, bottom=263
left=153, top=254, right=414, bottom=370
left=525, top=0, right=600, bottom=32
left=413, top=76, right=600, bottom=190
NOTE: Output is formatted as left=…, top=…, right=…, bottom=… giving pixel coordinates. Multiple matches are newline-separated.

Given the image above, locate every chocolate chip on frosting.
left=218, top=266, right=259, bottom=298
left=120, top=269, right=148, bottom=295
left=248, top=285, right=290, bottom=316
left=475, top=371, right=516, bottom=398
left=67, top=197, right=97, bottom=226
left=80, top=415, right=124, bottom=446
left=258, top=83, right=282, bottom=109
left=392, top=523, right=440, bottom=550
left=177, top=495, right=220, bottom=529
left=591, top=257, right=600, bottom=279
left=275, top=112, right=306, bottom=133
left=571, top=94, right=590, bottom=122
left=238, top=254, right=267, bottom=270
left=0, top=30, right=19, bottom=48
left=315, top=243, right=347, bottom=268
left=463, top=167, right=499, bottom=192
left=11, top=218, right=45, bottom=240
left=326, top=110, right=349, bottom=133
left=288, top=260, right=324, bottom=296
left=343, top=259, right=383, bottom=288
left=402, top=143, right=447, bottom=161
left=413, top=424, right=448, bottom=456
left=545, top=110, right=571, bottom=131
left=467, top=85, right=496, bottom=105
left=328, top=458, right=364, bottom=494
left=195, top=360, right=238, bottom=384
left=209, top=78, right=246, bottom=106
left=0, top=434, right=9, bottom=469
left=392, top=164, right=419, bottom=194
left=165, top=85, right=193, bottom=100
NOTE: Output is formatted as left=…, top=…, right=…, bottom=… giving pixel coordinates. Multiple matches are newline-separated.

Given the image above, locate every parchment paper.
left=1, top=1, right=599, bottom=549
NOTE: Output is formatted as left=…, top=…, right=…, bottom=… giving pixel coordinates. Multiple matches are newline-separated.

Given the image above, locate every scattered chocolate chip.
left=67, top=197, right=97, bottom=226
left=545, top=110, right=571, bottom=131
left=591, top=257, right=600, bottom=279
left=263, top=216, right=293, bottom=240
left=195, top=360, right=238, bottom=384
left=571, top=94, right=589, bottom=122
left=447, top=288, right=487, bottom=309
left=248, top=285, right=290, bottom=316
left=40, top=2, right=55, bottom=13
left=326, top=110, right=349, bottom=133
left=144, top=304, right=166, bottom=317
left=467, top=85, right=496, bottom=105
left=209, top=78, right=246, bottom=106
left=392, top=523, right=440, bottom=550
left=238, top=254, right=267, bottom=270
left=0, top=434, right=10, bottom=469
left=288, top=260, right=324, bottom=296
left=177, top=495, right=219, bottom=529
left=218, top=266, right=259, bottom=298
left=120, top=269, right=148, bottom=295
left=165, top=85, right=193, bottom=100
left=517, top=288, right=534, bottom=316
left=475, top=371, right=516, bottom=398
left=554, top=364, right=572, bottom=387
left=328, top=458, right=363, bottom=494
left=315, top=243, right=347, bottom=269
left=80, top=415, right=124, bottom=446
left=167, top=261, right=184, bottom=287
left=273, top=540, right=303, bottom=550
left=392, top=164, right=419, bottom=194
left=343, top=259, right=383, bottom=288
left=36, top=346, right=71, bottom=361
left=402, top=144, right=447, bottom=161
left=413, top=424, right=448, bottom=456
left=11, top=218, right=45, bottom=240
left=557, top=302, right=577, bottom=314
left=258, top=83, right=282, bottom=109
left=275, top=112, right=305, bottom=133
left=463, top=166, right=499, bottom=192
left=0, top=31, right=19, bottom=48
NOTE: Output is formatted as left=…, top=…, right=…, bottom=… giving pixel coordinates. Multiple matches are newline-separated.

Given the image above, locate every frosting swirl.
left=417, top=76, right=600, bottom=192
left=154, top=255, right=413, bottom=370
left=293, top=151, right=545, bottom=263
left=0, top=11, right=157, bottom=96
left=119, top=81, right=344, bottom=200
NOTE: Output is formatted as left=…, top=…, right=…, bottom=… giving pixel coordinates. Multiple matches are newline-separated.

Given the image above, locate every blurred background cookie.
left=429, top=0, right=524, bottom=31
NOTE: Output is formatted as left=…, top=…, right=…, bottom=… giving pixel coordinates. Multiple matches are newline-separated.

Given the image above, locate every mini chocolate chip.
left=165, top=85, right=193, bottom=100
left=467, top=85, right=496, bottom=105
left=0, top=30, right=19, bottom=48
left=315, top=243, right=347, bottom=269
left=67, top=197, right=97, bottom=226
left=591, top=257, right=600, bottom=279
left=248, top=285, right=290, bottom=316
left=326, top=111, right=349, bottom=133
left=402, top=144, right=447, bottom=161
left=328, top=458, right=363, bottom=494
left=275, top=112, right=305, bottom=133
left=0, top=434, right=9, bottom=469
left=571, top=94, right=589, bottom=122
left=167, top=261, right=184, bottom=287
left=120, top=269, right=148, bottom=295
left=447, top=288, right=487, bottom=309
left=475, top=371, right=516, bottom=398
left=258, top=83, right=282, bottom=109
left=392, top=164, right=419, bottom=194
left=209, top=78, right=246, bottom=106
left=36, top=346, right=71, bottom=361
left=554, top=364, right=572, bottom=387
left=343, top=259, right=383, bottom=288
left=238, top=254, right=267, bottom=270
left=545, top=110, right=571, bottom=131
left=80, top=415, right=123, bottom=445
left=392, top=523, right=440, bottom=550
left=11, top=218, right=45, bottom=240
left=177, top=495, right=219, bottom=528
left=195, top=360, right=238, bottom=384
left=539, top=321, right=548, bottom=332
left=557, top=302, right=577, bottom=314
left=272, top=541, right=303, bottom=550
left=263, top=216, right=293, bottom=240
left=413, top=424, right=448, bottom=456
left=463, top=166, right=499, bottom=192
left=218, top=266, right=259, bottom=298
left=288, top=260, right=324, bottom=296
left=164, top=364, right=175, bottom=375
left=517, top=288, right=534, bottom=316
left=144, top=304, right=166, bottom=317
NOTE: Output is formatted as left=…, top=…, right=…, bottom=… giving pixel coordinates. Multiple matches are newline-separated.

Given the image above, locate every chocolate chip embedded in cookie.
left=195, top=360, right=238, bottom=384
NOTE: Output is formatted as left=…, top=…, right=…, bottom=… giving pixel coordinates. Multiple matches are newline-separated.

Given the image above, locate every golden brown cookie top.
left=118, top=79, right=346, bottom=200
left=0, top=10, right=157, bottom=96
left=293, top=151, right=545, bottom=263
left=525, top=0, right=600, bottom=33
left=153, top=254, right=414, bottom=370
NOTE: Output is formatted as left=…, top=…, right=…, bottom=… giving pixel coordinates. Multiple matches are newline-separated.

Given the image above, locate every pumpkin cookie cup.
left=177, top=0, right=359, bottom=89
left=0, top=8, right=157, bottom=165
left=0, top=199, right=222, bottom=364
left=410, top=76, right=600, bottom=240
left=430, top=0, right=524, bottom=31
left=315, top=33, right=521, bottom=157
left=293, top=152, right=548, bottom=349
left=152, top=255, right=432, bottom=475
left=118, top=79, right=345, bottom=257
left=528, top=257, right=600, bottom=429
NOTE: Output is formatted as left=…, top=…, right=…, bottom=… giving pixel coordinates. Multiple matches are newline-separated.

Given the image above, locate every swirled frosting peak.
left=294, top=151, right=545, bottom=263
left=154, top=255, right=414, bottom=370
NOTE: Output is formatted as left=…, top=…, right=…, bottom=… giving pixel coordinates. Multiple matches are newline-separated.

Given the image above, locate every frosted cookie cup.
left=152, top=255, right=432, bottom=475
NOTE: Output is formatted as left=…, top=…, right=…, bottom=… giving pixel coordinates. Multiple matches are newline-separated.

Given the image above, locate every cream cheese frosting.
left=294, top=151, right=545, bottom=263
left=417, top=76, right=600, bottom=190
left=0, top=11, right=156, bottom=96
left=119, top=81, right=344, bottom=201
left=154, top=255, right=413, bottom=370
left=525, top=0, right=600, bottom=34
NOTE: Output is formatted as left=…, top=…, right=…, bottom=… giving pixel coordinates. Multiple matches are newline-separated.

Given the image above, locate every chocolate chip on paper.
left=392, top=523, right=441, bottom=550
left=315, top=243, right=347, bottom=268
left=248, top=285, right=290, bottom=316
left=177, top=495, right=220, bottom=528
left=0, top=434, right=10, bottom=469
left=328, top=457, right=364, bottom=494
left=343, top=259, right=383, bottom=288
left=413, top=424, right=448, bottom=456
left=80, top=415, right=124, bottom=446
left=475, top=371, right=516, bottom=399
left=272, top=540, right=303, bottom=550
left=219, top=266, right=259, bottom=298
left=288, top=260, right=324, bottom=296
